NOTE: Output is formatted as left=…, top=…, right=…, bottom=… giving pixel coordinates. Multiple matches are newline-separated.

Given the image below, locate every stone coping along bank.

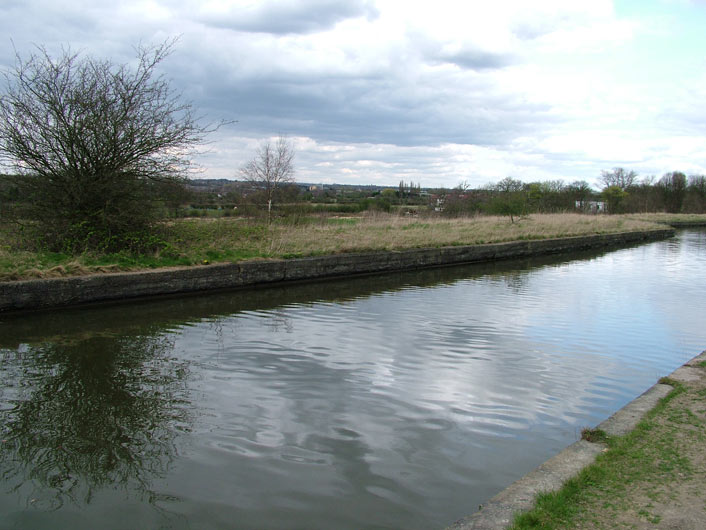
left=0, top=229, right=673, bottom=313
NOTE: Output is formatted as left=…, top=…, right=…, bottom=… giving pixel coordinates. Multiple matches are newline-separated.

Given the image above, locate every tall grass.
left=257, top=212, right=663, bottom=256
left=0, top=212, right=675, bottom=281
left=626, top=212, right=706, bottom=224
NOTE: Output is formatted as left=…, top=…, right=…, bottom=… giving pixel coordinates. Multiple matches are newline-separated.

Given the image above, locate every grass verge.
left=0, top=212, right=675, bottom=282
left=509, top=368, right=706, bottom=529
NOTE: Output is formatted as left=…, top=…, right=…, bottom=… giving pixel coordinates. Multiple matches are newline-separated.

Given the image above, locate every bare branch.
left=600, top=168, right=637, bottom=190
left=0, top=40, right=215, bottom=251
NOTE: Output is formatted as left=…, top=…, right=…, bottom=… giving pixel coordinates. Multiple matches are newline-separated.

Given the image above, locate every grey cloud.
left=410, top=31, right=515, bottom=71
left=0, top=1, right=561, bottom=154
left=0, top=1, right=147, bottom=69
left=434, top=48, right=514, bottom=70
left=170, top=49, right=556, bottom=150
left=199, top=0, right=379, bottom=35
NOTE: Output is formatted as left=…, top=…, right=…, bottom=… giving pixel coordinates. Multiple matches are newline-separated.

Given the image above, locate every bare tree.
left=241, top=135, right=295, bottom=222
left=600, top=167, right=637, bottom=190
left=494, top=176, right=524, bottom=193
left=0, top=39, right=213, bottom=252
left=568, top=180, right=593, bottom=201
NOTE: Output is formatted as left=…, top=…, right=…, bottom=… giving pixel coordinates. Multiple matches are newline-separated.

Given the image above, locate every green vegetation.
left=0, top=213, right=678, bottom=281
left=580, top=428, right=609, bottom=444
left=601, top=185, right=629, bottom=214
left=0, top=40, right=213, bottom=254
left=510, top=365, right=706, bottom=529
left=510, top=383, right=686, bottom=529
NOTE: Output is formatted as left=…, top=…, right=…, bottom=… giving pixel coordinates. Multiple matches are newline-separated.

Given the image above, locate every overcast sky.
left=2, top=0, right=706, bottom=188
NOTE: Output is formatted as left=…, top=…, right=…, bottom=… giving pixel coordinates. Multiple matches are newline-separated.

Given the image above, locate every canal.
left=1, top=229, right=705, bottom=529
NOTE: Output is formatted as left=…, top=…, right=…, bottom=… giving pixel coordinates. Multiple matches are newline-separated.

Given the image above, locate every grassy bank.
left=0, top=212, right=682, bottom=282
left=510, top=360, right=706, bottom=529
left=627, top=212, right=706, bottom=225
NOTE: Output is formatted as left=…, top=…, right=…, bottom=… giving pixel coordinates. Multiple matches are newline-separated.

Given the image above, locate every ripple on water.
left=2, top=230, right=706, bottom=530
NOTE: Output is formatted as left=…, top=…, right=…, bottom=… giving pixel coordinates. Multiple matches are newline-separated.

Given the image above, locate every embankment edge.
left=0, top=229, right=673, bottom=313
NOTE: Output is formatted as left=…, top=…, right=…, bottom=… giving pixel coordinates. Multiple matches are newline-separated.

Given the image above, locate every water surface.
left=1, top=229, right=705, bottom=529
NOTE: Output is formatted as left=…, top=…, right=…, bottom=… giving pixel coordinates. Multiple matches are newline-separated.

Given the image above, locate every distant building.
left=575, top=200, right=605, bottom=213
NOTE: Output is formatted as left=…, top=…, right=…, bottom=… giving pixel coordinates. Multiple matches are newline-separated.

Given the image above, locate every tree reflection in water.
left=0, top=332, right=191, bottom=511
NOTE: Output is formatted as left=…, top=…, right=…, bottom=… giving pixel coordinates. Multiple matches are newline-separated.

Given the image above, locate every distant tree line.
left=438, top=169, right=706, bottom=219
left=439, top=177, right=591, bottom=219
left=6, top=166, right=702, bottom=230
left=597, top=168, right=705, bottom=214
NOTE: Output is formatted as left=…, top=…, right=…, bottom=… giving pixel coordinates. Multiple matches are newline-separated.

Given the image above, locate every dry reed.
left=0, top=213, right=678, bottom=281
left=257, top=213, right=664, bottom=257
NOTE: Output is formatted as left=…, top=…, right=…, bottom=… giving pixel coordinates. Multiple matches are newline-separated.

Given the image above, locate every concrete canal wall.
left=0, top=229, right=673, bottom=313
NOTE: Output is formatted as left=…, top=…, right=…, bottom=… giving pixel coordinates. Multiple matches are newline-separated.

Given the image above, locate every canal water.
left=1, top=229, right=704, bottom=529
